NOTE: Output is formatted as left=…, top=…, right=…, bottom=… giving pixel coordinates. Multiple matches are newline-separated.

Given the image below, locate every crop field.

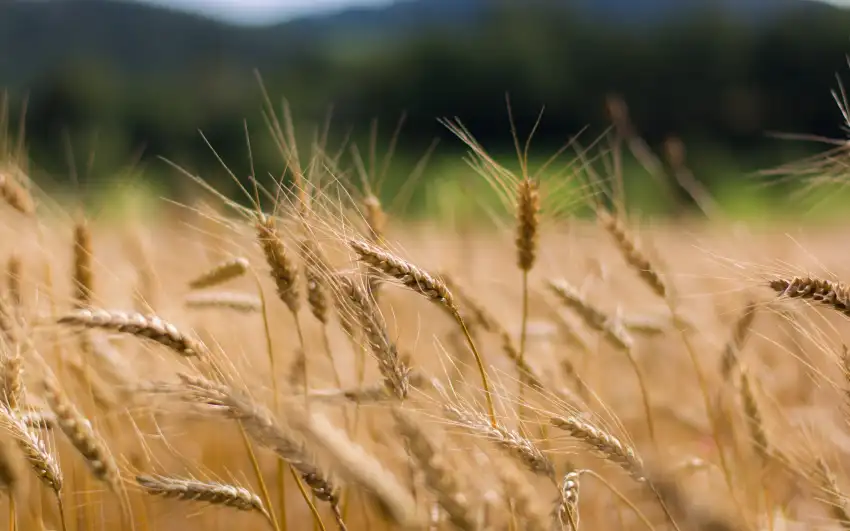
left=0, top=108, right=848, bottom=531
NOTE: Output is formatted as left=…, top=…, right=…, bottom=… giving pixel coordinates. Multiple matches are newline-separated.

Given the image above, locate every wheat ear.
left=1, top=347, right=22, bottom=410
left=136, top=474, right=272, bottom=525
left=739, top=369, right=769, bottom=461
left=815, top=458, right=850, bottom=529
left=43, top=378, right=119, bottom=491
left=770, top=276, right=850, bottom=315
left=0, top=403, right=62, bottom=492
left=299, top=239, right=331, bottom=325
left=256, top=214, right=300, bottom=313
left=337, top=275, right=410, bottom=399
left=179, top=375, right=347, bottom=530
left=187, top=257, right=249, bottom=290
left=551, top=416, right=644, bottom=482
left=719, top=301, right=757, bottom=380
left=0, top=168, right=34, bottom=216
left=598, top=210, right=666, bottom=298
left=184, top=291, right=261, bottom=313
left=57, top=308, right=207, bottom=357
left=554, top=470, right=581, bottom=531
left=348, top=238, right=496, bottom=424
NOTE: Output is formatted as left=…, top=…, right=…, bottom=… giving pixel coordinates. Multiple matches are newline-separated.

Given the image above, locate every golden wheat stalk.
left=393, top=408, right=476, bottom=531
left=57, top=308, right=207, bottom=357
left=551, top=416, right=644, bottom=482
left=184, top=291, right=261, bottom=313
left=6, top=254, right=21, bottom=311
left=43, top=378, right=119, bottom=491
left=187, top=257, right=249, bottom=290
left=136, top=474, right=272, bottom=524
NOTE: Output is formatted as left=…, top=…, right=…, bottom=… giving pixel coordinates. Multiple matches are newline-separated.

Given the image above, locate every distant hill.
left=0, top=0, right=833, bottom=87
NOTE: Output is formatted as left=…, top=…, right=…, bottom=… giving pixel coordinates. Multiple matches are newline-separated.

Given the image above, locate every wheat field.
left=0, top=107, right=848, bottom=531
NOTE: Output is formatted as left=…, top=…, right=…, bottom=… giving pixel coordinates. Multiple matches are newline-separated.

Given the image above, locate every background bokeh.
left=3, top=0, right=850, bottom=217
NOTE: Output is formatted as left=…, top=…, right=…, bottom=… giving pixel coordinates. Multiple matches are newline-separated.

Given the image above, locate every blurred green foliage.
left=3, top=0, right=850, bottom=216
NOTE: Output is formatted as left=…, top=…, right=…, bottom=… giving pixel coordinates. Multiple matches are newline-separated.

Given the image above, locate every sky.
left=142, top=0, right=396, bottom=25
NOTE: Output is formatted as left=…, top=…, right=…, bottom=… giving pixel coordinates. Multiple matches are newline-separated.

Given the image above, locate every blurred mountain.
left=0, top=0, right=831, bottom=86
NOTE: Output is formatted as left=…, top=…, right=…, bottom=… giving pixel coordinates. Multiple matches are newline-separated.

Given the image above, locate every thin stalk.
left=321, top=327, right=343, bottom=389
left=289, top=467, right=327, bottom=531
left=252, top=272, right=288, bottom=531
left=56, top=494, right=68, bottom=531
left=293, top=311, right=308, bottom=404
left=453, top=311, right=497, bottom=427
left=9, top=493, right=15, bottom=531
left=518, top=270, right=530, bottom=427
left=239, top=422, right=281, bottom=531
left=624, top=347, right=656, bottom=447
left=583, top=470, right=654, bottom=531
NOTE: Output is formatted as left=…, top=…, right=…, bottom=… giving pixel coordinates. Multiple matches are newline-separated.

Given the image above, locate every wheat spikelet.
left=440, top=393, right=554, bottom=480
left=6, top=253, right=21, bottom=310
left=516, top=178, right=540, bottom=272
left=547, top=279, right=633, bottom=351
left=770, top=276, right=850, bottom=315
left=1, top=346, right=22, bottom=410
left=184, top=291, right=261, bottom=313
left=57, top=308, right=207, bottom=357
left=255, top=214, right=300, bottom=313
left=337, top=275, right=410, bottom=399
left=136, top=474, right=272, bottom=522
left=598, top=210, right=666, bottom=299
left=739, top=369, right=769, bottom=461
left=299, top=238, right=331, bottom=324
left=554, top=470, right=581, bottom=531
left=0, top=403, right=62, bottom=492
left=0, top=168, right=34, bottom=216
left=294, top=409, right=423, bottom=529
left=393, top=408, right=476, bottom=531
left=815, top=458, right=850, bottom=529
left=187, top=257, right=249, bottom=290
left=551, top=416, right=644, bottom=482
left=43, top=378, right=119, bottom=490
left=348, top=238, right=454, bottom=310
left=72, top=218, right=95, bottom=309
left=179, top=374, right=346, bottom=528
left=720, top=301, right=757, bottom=380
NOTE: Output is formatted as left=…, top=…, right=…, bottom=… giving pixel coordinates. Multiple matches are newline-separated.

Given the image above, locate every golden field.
left=0, top=117, right=849, bottom=531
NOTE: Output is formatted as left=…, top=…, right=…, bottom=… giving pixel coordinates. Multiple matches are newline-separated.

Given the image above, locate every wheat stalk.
left=739, top=369, right=769, bottom=461
left=6, top=254, right=21, bottom=311
left=720, top=302, right=757, bottom=380
left=187, top=257, right=249, bottom=290
left=57, top=308, right=207, bottom=357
